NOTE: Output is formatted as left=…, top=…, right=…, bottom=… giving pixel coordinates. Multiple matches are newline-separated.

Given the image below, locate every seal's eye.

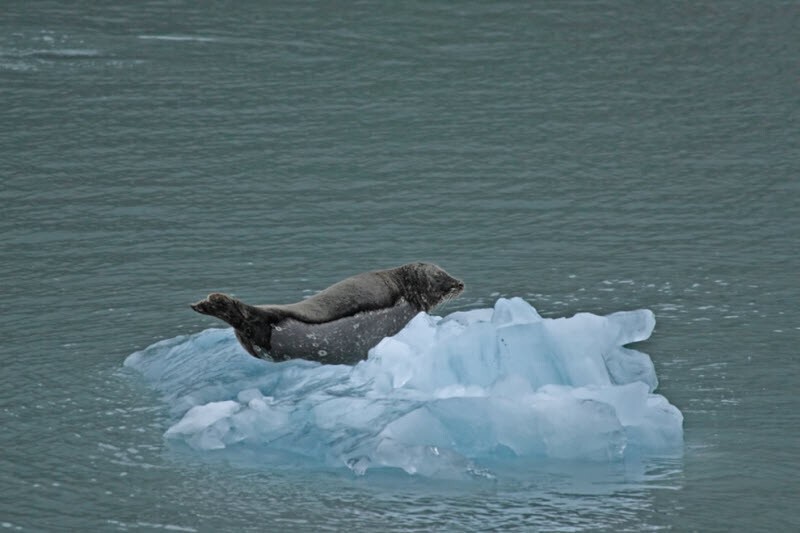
left=245, top=326, right=253, bottom=337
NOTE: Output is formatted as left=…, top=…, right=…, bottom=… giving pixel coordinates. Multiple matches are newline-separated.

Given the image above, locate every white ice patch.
left=124, top=298, right=682, bottom=478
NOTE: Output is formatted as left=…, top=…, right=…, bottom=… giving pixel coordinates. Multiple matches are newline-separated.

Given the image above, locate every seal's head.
left=394, top=262, right=465, bottom=311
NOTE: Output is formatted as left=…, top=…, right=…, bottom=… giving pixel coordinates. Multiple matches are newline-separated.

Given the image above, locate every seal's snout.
left=450, top=277, right=465, bottom=293
left=452, top=281, right=465, bottom=297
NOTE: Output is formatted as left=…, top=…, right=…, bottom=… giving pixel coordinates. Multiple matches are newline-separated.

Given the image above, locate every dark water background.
left=2, top=1, right=798, bottom=531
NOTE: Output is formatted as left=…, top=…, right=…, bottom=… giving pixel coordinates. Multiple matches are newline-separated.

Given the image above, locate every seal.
left=190, top=262, right=464, bottom=364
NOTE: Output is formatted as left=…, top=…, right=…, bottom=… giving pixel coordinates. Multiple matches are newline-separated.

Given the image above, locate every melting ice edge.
left=125, top=297, right=683, bottom=478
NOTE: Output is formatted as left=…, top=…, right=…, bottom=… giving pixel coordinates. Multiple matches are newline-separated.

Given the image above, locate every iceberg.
left=124, top=298, right=683, bottom=478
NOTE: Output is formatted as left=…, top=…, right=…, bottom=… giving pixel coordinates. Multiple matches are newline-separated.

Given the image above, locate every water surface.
left=2, top=1, right=798, bottom=531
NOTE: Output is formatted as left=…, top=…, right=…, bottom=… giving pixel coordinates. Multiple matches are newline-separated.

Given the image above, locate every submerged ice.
left=124, top=298, right=683, bottom=477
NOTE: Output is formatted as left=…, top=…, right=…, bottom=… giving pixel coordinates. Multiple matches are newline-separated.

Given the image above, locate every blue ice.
left=124, top=298, right=683, bottom=478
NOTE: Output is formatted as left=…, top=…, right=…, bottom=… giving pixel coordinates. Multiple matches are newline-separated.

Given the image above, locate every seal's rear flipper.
left=190, top=293, right=250, bottom=330
left=191, top=293, right=278, bottom=359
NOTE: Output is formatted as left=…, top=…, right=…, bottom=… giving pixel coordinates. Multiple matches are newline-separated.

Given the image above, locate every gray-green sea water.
left=2, top=1, right=798, bottom=531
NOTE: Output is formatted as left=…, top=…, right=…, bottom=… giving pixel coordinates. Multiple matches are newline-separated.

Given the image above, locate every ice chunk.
left=124, top=298, right=682, bottom=478
left=164, top=400, right=240, bottom=450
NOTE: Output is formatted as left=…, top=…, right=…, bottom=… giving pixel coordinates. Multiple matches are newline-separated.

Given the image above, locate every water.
left=1, top=1, right=798, bottom=531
